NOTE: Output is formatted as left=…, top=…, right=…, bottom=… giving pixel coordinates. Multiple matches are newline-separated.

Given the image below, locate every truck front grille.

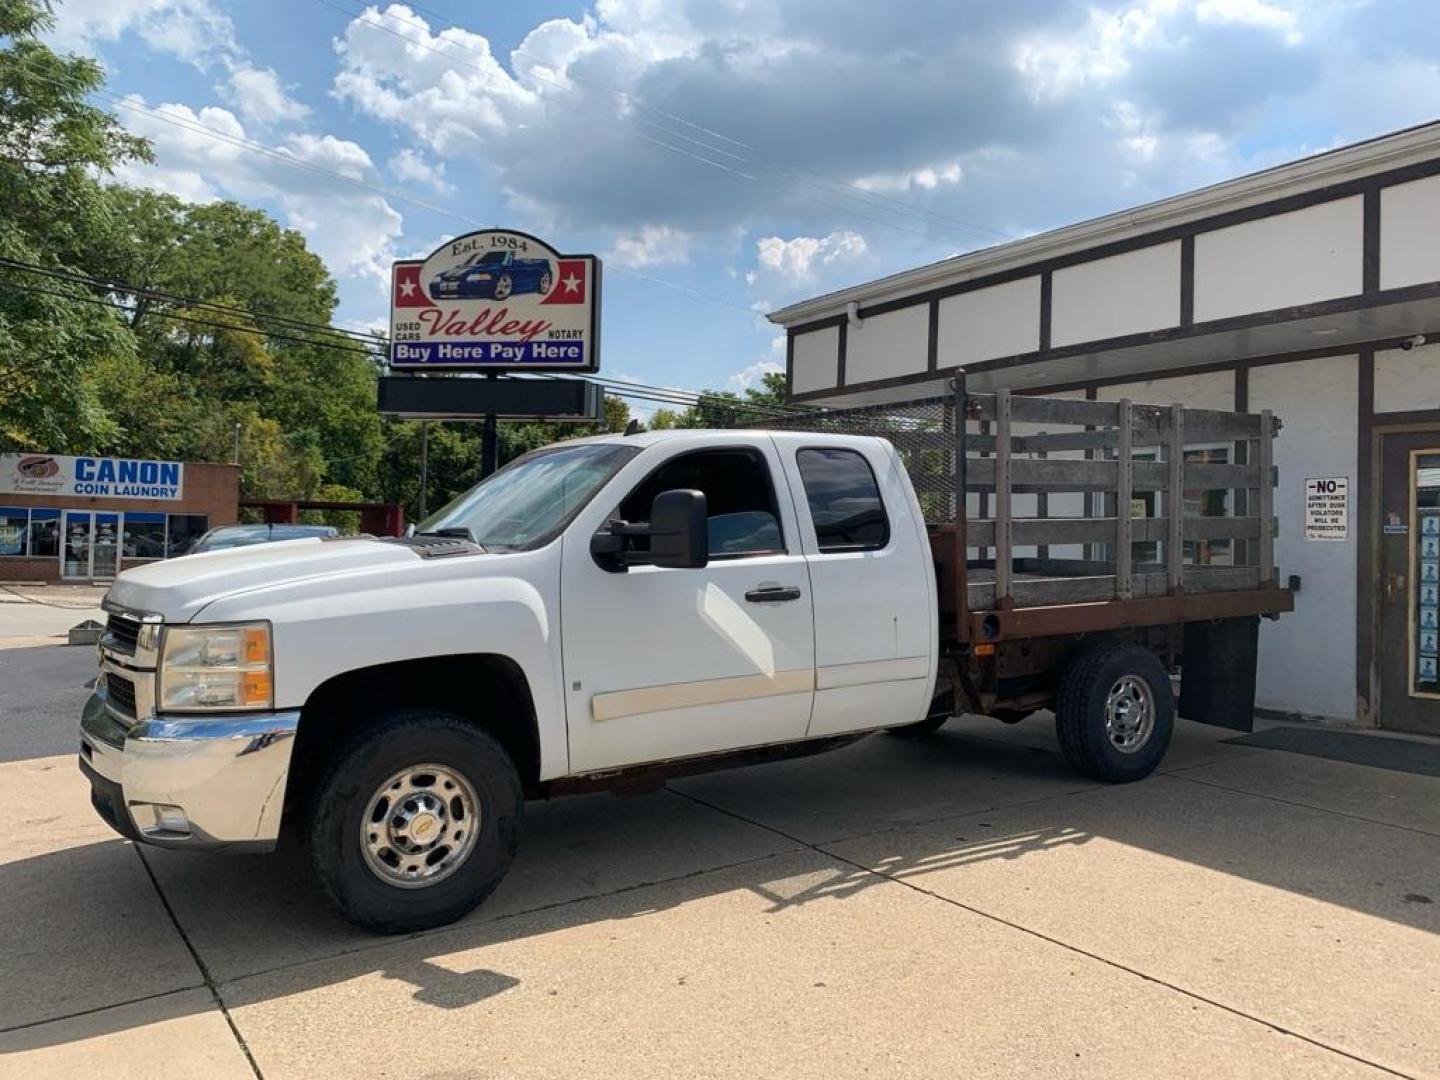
left=104, top=613, right=140, bottom=656
left=106, top=672, right=137, bottom=720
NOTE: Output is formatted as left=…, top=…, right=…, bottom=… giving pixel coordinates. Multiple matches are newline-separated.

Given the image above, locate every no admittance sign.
left=1304, top=477, right=1348, bottom=542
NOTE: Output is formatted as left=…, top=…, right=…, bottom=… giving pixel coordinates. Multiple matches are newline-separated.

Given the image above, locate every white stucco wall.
left=1250, top=354, right=1359, bottom=722
left=936, top=276, right=1041, bottom=369
left=1194, top=196, right=1363, bottom=322
left=1052, top=242, right=1181, bottom=347
left=1095, top=369, right=1235, bottom=411
left=845, top=306, right=929, bottom=386
left=1380, top=174, right=1440, bottom=290
left=1374, top=343, right=1440, bottom=412
left=791, top=326, right=839, bottom=395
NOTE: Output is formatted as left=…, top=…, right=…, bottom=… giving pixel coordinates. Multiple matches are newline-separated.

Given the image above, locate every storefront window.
left=166, top=514, right=209, bottom=556
left=123, top=512, right=167, bottom=559
left=28, top=509, right=60, bottom=559
left=0, top=507, right=28, bottom=556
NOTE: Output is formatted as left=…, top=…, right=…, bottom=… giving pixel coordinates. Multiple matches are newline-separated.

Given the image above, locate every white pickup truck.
left=81, top=398, right=1291, bottom=933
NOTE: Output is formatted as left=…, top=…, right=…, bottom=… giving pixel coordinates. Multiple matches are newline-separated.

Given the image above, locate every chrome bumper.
left=79, top=688, right=300, bottom=851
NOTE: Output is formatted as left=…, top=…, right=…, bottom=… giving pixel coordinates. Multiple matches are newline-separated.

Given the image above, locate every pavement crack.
left=667, top=786, right=1420, bottom=1080
left=1166, top=772, right=1440, bottom=839
left=0, top=986, right=201, bottom=1036
left=133, top=845, right=266, bottom=1080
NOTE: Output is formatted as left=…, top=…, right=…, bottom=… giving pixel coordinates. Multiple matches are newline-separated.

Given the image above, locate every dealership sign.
left=0, top=454, right=185, bottom=501
left=389, top=229, right=600, bottom=371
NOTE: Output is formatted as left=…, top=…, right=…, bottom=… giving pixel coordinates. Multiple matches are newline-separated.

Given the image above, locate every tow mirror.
left=589, top=488, right=709, bottom=570
left=649, top=489, right=708, bottom=569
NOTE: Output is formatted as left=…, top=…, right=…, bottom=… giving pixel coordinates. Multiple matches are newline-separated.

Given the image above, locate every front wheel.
left=306, top=710, right=522, bottom=933
left=493, top=274, right=513, bottom=300
left=1055, top=642, right=1173, bottom=782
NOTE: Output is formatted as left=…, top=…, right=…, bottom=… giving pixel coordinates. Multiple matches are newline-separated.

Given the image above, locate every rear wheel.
left=538, top=270, right=552, bottom=294
left=306, top=709, right=522, bottom=933
left=1055, top=642, right=1173, bottom=782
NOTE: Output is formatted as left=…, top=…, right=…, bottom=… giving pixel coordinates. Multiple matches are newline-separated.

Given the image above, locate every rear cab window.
left=795, top=447, right=890, bottom=553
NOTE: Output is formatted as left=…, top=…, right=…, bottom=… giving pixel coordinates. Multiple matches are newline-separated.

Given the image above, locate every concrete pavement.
left=1, top=675, right=1437, bottom=1077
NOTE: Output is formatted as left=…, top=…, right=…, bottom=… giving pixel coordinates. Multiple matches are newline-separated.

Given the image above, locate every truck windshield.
left=416, top=442, right=639, bottom=551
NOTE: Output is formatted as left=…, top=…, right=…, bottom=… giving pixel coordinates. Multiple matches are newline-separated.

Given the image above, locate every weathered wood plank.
left=966, top=564, right=1263, bottom=611
left=1116, top=398, right=1133, bottom=600
left=1259, top=408, right=1275, bottom=584
left=969, top=393, right=1122, bottom=427
left=995, top=389, right=1012, bottom=604
left=966, top=515, right=1266, bottom=547
left=1168, top=403, right=1185, bottom=592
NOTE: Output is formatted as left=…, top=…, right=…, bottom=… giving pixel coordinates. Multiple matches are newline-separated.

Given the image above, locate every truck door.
left=561, top=437, right=816, bottom=773
left=776, top=436, right=937, bottom=738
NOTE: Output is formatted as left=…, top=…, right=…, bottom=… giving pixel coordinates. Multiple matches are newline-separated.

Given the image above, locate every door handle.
left=745, top=585, right=802, bottom=603
left=1384, top=573, right=1406, bottom=603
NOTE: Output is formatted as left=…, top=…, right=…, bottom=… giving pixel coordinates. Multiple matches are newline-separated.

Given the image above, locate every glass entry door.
left=1378, top=432, right=1440, bottom=735
left=61, top=511, right=121, bottom=581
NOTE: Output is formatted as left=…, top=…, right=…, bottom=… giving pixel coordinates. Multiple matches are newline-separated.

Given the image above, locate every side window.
left=616, top=448, right=785, bottom=558
left=796, top=448, right=890, bottom=553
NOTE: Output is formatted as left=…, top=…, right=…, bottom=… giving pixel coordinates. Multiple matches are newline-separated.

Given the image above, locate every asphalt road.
left=0, top=644, right=95, bottom=763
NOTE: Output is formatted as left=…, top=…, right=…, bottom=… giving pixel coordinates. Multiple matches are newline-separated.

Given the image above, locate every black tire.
left=306, top=709, right=522, bottom=934
left=887, top=713, right=951, bottom=737
left=1055, top=642, right=1173, bottom=782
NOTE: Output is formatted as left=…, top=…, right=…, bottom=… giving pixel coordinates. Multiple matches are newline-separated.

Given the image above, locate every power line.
left=0, top=273, right=806, bottom=416
left=354, top=0, right=1011, bottom=245
left=0, top=256, right=385, bottom=348
left=318, top=0, right=998, bottom=248
left=7, top=50, right=766, bottom=318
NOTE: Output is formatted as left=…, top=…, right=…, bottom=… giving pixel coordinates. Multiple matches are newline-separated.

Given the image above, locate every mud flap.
left=1179, top=616, right=1260, bottom=732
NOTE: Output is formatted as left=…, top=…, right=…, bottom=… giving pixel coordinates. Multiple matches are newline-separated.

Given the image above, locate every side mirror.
left=649, top=489, right=708, bottom=569
left=589, top=488, right=708, bottom=570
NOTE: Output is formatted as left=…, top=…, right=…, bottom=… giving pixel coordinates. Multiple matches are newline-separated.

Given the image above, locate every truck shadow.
left=3, top=719, right=1438, bottom=1054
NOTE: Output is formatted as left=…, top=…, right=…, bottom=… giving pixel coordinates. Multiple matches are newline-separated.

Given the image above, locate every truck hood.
left=105, top=537, right=426, bottom=623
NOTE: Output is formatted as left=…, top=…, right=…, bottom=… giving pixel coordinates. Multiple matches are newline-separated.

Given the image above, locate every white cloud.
left=607, top=225, right=691, bottom=268
left=854, top=160, right=963, bottom=193
left=223, top=65, right=310, bottom=125
left=389, top=148, right=454, bottom=193
left=48, top=0, right=238, bottom=68
left=112, top=96, right=404, bottom=282
left=752, top=230, right=867, bottom=284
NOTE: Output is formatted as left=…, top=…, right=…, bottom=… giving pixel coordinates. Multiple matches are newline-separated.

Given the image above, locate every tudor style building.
left=769, top=121, right=1440, bottom=736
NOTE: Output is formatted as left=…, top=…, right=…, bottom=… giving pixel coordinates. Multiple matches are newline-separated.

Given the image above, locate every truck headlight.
left=158, top=623, right=273, bottom=711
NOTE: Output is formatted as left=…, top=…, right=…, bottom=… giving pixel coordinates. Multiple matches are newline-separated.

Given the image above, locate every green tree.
left=0, top=0, right=151, bottom=449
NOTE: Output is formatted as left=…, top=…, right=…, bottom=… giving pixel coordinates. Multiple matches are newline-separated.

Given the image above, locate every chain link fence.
left=741, top=394, right=959, bottom=525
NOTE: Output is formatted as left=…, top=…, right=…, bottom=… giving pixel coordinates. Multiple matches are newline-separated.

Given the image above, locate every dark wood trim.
left=1234, top=362, right=1249, bottom=411
left=1084, top=386, right=1098, bottom=401
left=1179, top=235, right=1195, bottom=328
left=784, top=330, right=795, bottom=399
left=787, top=283, right=1440, bottom=403
left=1363, top=187, right=1382, bottom=294
left=836, top=319, right=848, bottom=388
left=926, top=299, right=939, bottom=373
left=1365, top=407, right=1440, bottom=426
left=784, top=156, right=1440, bottom=336
left=1038, top=271, right=1053, bottom=352
left=1356, top=349, right=1375, bottom=725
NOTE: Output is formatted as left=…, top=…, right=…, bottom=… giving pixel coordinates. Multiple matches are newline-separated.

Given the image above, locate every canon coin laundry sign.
left=389, top=229, right=601, bottom=371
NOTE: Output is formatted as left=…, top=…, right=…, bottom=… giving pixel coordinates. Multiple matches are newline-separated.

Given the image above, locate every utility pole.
left=418, top=420, right=429, bottom=522
left=480, top=373, right=499, bottom=478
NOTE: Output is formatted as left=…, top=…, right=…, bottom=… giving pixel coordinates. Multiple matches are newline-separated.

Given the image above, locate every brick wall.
left=0, top=462, right=238, bottom=583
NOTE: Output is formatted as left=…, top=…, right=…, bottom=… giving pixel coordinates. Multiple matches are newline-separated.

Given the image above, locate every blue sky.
left=44, top=0, right=1440, bottom=409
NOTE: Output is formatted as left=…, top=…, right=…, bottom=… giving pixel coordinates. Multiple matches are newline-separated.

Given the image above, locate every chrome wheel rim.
left=360, top=764, right=481, bottom=889
left=1104, top=675, right=1155, bottom=754
left=494, top=275, right=512, bottom=299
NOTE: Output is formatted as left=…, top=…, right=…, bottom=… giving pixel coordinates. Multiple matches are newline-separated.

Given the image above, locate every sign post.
left=388, top=228, right=602, bottom=479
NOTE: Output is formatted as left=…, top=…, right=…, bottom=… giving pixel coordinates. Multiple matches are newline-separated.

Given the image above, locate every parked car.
left=428, top=250, right=552, bottom=301
left=82, top=390, right=1291, bottom=934
left=189, top=523, right=339, bottom=553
